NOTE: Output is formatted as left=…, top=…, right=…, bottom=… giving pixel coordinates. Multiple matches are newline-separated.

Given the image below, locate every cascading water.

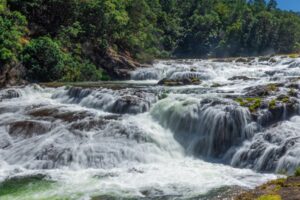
left=1, top=56, right=300, bottom=199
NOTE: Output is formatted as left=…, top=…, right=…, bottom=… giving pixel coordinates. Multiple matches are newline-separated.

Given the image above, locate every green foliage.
left=3, top=0, right=300, bottom=82
left=0, top=0, right=7, bottom=13
left=236, top=97, right=262, bottom=112
left=0, top=8, right=27, bottom=64
left=21, top=37, right=65, bottom=82
left=269, top=99, right=276, bottom=110
left=22, top=37, right=105, bottom=82
left=295, top=167, right=300, bottom=176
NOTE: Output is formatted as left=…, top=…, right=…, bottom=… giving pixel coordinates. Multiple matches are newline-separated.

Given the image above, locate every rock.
left=158, top=77, right=201, bottom=86
left=0, top=62, right=26, bottom=87
left=29, top=107, right=94, bottom=122
left=235, top=177, right=300, bottom=200
left=228, top=76, right=256, bottom=81
left=69, top=115, right=120, bottom=131
left=82, top=44, right=143, bottom=80
left=265, top=70, right=282, bottom=76
left=257, top=97, right=299, bottom=127
left=211, top=83, right=224, bottom=87
left=235, top=57, right=249, bottom=63
left=289, top=62, right=300, bottom=68
left=8, top=120, right=51, bottom=138
left=258, top=56, right=271, bottom=62
left=244, top=84, right=280, bottom=97
left=0, top=89, right=20, bottom=101
left=212, top=58, right=236, bottom=63
left=111, top=95, right=151, bottom=114
left=269, top=57, right=277, bottom=63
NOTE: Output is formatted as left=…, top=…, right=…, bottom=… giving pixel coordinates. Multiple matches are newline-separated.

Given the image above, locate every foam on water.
left=0, top=85, right=277, bottom=199
left=3, top=56, right=300, bottom=199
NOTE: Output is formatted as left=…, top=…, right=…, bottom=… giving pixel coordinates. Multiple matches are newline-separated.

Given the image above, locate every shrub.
left=62, top=59, right=104, bottom=82
left=21, top=37, right=65, bottom=82
left=0, top=10, right=27, bottom=64
left=295, top=167, right=300, bottom=176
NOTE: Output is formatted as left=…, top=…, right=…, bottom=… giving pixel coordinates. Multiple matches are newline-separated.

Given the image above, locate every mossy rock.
left=257, top=194, right=282, bottom=200
left=288, top=54, right=300, bottom=59
left=236, top=97, right=262, bottom=113
left=158, top=78, right=202, bottom=86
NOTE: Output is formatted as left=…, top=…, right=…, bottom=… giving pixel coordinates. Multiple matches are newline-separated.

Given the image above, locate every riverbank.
left=236, top=175, right=300, bottom=200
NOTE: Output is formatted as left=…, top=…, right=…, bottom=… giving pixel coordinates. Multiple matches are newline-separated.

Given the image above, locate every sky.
left=276, top=0, right=300, bottom=12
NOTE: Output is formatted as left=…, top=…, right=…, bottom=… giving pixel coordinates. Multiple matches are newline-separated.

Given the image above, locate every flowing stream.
left=2, top=56, right=300, bottom=199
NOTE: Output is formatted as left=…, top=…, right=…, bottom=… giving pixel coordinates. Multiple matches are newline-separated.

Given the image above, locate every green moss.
left=189, top=77, right=201, bottom=84
left=211, top=83, right=222, bottom=87
left=269, top=99, right=276, bottom=110
left=277, top=95, right=290, bottom=103
left=236, top=97, right=262, bottom=112
left=295, top=167, right=300, bottom=176
left=267, top=84, right=278, bottom=92
left=257, top=194, right=282, bottom=200
left=288, top=54, right=300, bottom=59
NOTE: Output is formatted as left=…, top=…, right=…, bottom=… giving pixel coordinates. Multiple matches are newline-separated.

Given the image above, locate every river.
left=1, top=56, right=300, bottom=199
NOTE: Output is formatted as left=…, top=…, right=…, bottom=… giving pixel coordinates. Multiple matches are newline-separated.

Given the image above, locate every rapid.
left=1, top=56, right=300, bottom=199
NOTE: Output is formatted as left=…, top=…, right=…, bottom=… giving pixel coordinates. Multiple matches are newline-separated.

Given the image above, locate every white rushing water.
left=2, top=56, right=300, bottom=199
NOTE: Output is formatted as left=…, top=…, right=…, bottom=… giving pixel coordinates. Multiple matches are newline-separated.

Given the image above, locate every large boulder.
left=0, top=62, right=26, bottom=87
left=158, top=77, right=201, bottom=86
left=82, top=44, right=148, bottom=80
left=8, top=120, right=51, bottom=138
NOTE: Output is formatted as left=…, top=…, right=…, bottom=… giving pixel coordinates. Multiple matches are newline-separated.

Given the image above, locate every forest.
left=1, top=0, right=300, bottom=82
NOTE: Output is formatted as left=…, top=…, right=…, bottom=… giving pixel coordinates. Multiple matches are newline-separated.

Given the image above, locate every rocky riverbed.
left=1, top=55, right=300, bottom=199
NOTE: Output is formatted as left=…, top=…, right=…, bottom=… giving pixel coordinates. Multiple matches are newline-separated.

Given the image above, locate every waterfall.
left=150, top=96, right=253, bottom=159
left=3, top=56, right=300, bottom=199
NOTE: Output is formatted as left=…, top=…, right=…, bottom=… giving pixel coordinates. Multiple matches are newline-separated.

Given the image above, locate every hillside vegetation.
left=1, top=0, right=300, bottom=83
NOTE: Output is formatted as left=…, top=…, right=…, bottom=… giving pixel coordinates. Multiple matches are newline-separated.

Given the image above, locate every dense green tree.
left=21, top=37, right=65, bottom=82
left=0, top=4, right=27, bottom=65
left=2, top=0, right=300, bottom=82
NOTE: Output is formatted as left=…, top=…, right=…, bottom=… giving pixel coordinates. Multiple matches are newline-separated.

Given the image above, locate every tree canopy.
left=1, top=0, right=300, bottom=81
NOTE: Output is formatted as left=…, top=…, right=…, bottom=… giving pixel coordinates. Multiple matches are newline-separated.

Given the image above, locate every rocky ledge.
left=236, top=174, right=300, bottom=200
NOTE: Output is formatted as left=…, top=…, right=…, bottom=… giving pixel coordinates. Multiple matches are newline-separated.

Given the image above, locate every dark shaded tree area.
left=174, top=0, right=300, bottom=57
left=1, top=0, right=300, bottom=82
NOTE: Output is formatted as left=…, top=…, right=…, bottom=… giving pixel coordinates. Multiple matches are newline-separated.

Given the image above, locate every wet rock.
left=287, top=83, right=300, bottom=89
left=228, top=76, right=256, bottom=81
left=0, top=136, right=11, bottom=149
left=158, top=77, right=201, bottom=86
left=29, top=107, right=94, bottom=122
left=235, top=176, right=300, bottom=200
left=265, top=70, right=282, bottom=76
left=211, top=83, right=225, bottom=88
left=0, top=89, right=20, bottom=101
left=269, top=57, right=277, bottom=63
left=8, top=120, right=51, bottom=138
left=212, top=58, right=236, bottom=63
left=289, top=61, right=300, bottom=68
left=244, top=84, right=280, bottom=97
left=91, top=47, right=143, bottom=80
left=0, top=62, right=26, bottom=87
left=111, top=95, right=150, bottom=114
left=258, top=56, right=272, bottom=62
left=70, top=115, right=120, bottom=131
left=258, top=97, right=299, bottom=127
left=53, top=87, right=157, bottom=114
left=235, top=57, right=249, bottom=63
